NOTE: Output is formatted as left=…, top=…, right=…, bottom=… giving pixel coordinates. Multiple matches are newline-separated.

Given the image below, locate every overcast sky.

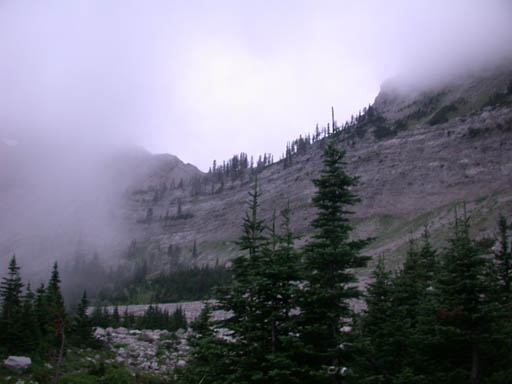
left=1, top=0, right=511, bottom=171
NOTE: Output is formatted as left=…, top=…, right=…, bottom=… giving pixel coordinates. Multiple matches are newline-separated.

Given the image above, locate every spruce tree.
left=299, top=138, right=370, bottom=381
left=0, top=255, right=24, bottom=353
left=179, top=304, right=232, bottom=384
left=46, top=262, right=67, bottom=351
left=356, top=256, right=396, bottom=383
left=72, top=290, right=94, bottom=347
left=494, top=215, right=512, bottom=305
left=19, top=283, right=39, bottom=353
left=434, top=214, right=502, bottom=384
left=184, top=179, right=303, bottom=383
left=35, top=282, right=50, bottom=340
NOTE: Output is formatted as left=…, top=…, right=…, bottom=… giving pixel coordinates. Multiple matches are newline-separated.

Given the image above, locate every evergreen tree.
left=493, top=215, right=512, bottom=305
left=0, top=254, right=24, bottom=353
left=355, top=256, right=396, bottom=383
left=299, top=138, right=370, bottom=381
left=46, top=262, right=67, bottom=350
left=183, top=179, right=304, bottom=383
left=356, top=234, right=440, bottom=383
left=179, top=304, right=233, bottom=384
left=72, top=291, right=94, bottom=347
left=112, top=305, right=121, bottom=327
left=434, top=214, right=504, bottom=384
left=19, top=283, right=39, bottom=353
left=35, top=282, right=50, bottom=339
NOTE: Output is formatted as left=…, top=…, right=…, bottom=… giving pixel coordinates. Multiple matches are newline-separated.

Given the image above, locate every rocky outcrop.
left=3, top=356, right=31, bottom=371
left=123, top=65, right=512, bottom=271
left=93, top=326, right=189, bottom=374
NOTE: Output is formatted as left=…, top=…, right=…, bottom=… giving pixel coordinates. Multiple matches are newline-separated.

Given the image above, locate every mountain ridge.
left=2, top=63, right=512, bottom=281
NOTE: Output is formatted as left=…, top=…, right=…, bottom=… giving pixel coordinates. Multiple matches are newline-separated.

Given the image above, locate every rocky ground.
left=93, top=326, right=189, bottom=375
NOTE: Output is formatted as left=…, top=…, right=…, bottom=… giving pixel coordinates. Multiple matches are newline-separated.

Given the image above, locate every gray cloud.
left=0, top=0, right=511, bottom=171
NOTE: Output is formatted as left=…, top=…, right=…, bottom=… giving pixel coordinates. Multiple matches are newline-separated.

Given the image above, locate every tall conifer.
left=0, top=255, right=24, bottom=352
left=299, top=138, right=370, bottom=381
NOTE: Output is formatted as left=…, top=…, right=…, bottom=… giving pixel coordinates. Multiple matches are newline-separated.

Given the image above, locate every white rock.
left=177, top=360, right=186, bottom=367
left=158, top=330, right=169, bottom=338
left=115, top=327, right=129, bottom=334
left=3, top=356, right=31, bottom=371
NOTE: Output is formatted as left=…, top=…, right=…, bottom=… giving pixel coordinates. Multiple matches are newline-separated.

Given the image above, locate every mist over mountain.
left=2, top=59, right=511, bottom=293
left=0, top=136, right=201, bottom=278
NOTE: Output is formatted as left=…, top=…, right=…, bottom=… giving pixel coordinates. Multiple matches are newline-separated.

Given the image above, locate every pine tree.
left=184, top=179, right=304, bottom=383
left=299, top=138, right=370, bottom=381
left=35, top=282, right=49, bottom=338
left=356, top=256, right=396, bottom=382
left=112, top=305, right=121, bottom=327
left=0, top=254, right=24, bottom=353
left=72, top=291, right=94, bottom=347
left=434, top=214, right=503, bottom=384
left=494, top=215, right=512, bottom=305
left=359, top=235, right=439, bottom=383
left=19, top=283, right=39, bottom=353
left=179, top=304, right=233, bottom=384
left=46, top=262, right=67, bottom=351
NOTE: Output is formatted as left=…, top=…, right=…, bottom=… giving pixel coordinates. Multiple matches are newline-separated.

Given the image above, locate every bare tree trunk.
left=331, top=106, right=336, bottom=131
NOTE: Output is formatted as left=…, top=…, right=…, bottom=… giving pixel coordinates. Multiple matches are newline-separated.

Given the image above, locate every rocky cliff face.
left=2, top=64, right=512, bottom=277
left=121, top=64, right=512, bottom=274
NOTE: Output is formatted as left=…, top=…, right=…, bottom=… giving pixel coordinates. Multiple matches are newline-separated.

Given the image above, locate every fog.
left=0, top=1, right=511, bottom=279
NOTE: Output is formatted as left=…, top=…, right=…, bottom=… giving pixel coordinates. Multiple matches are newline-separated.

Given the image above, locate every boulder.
left=3, top=356, right=31, bottom=371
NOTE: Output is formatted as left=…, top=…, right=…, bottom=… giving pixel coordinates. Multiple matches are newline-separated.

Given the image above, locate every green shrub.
left=104, top=366, right=136, bottom=384
left=60, top=372, right=98, bottom=384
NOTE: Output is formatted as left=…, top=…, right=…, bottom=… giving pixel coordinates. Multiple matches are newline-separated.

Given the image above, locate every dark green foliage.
left=138, top=304, right=187, bottom=331
left=493, top=215, right=512, bottom=305
left=357, top=233, right=440, bottom=383
left=71, top=291, right=95, bottom=347
left=428, top=103, right=458, bottom=125
left=0, top=258, right=101, bottom=362
left=178, top=304, right=232, bottom=384
left=354, top=215, right=512, bottom=383
left=89, top=304, right=187, bottom=332
left=181, top=179, right=305, bottom=383
left=19, top=283, right=40, bottom=353
left=97, top=264, right=231, bottom=304
left=45, top=262, right=67, bottom=350
left=0, top=255, right=24, bottom=353
left=433, top=214, right=505, bottom=383
left=299, top=137, right=370, bottom=380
